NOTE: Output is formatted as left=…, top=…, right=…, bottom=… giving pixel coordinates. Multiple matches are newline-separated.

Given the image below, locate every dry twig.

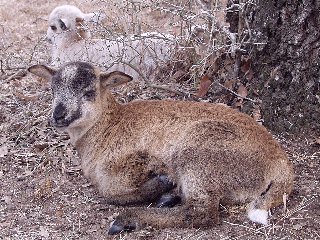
left=214, top=81, right=257, bottom=103
left=4, top=69, right=27, bottom=82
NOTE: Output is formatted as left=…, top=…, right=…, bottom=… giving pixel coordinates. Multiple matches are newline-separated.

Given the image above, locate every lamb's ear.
left=76, top=17, right=84, bottom=25
left=58, top=18, right=69, bottom=30
left=75, top=17, right=85, bottom=32
left=100, top=71, right=133, bottom=89
left=28, top=65, right=57, bottom=81
left=84, top=12, right=105, bottom=24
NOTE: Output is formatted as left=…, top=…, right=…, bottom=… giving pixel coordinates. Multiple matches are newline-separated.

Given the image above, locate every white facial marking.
left=61, top=65, right=78, bottom=82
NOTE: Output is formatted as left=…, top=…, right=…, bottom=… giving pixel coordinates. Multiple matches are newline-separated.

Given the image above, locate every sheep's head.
left=28, top=62, right=132, bottom=141
left=46, top=5, right=103, bottom=44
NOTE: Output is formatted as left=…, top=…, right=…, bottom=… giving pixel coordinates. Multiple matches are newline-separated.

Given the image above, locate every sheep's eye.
left=50, top=25, right=57, bottom=31
left=83, top=90, right=96, bottom=101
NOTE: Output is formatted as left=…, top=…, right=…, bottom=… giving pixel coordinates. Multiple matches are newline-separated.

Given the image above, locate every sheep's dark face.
left=28, top=62, right=133, bottom=139
left=50, top=62, right=101, bottom=131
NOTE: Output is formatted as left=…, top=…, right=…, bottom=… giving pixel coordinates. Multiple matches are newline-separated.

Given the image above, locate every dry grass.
left=0, top=0, right=319, bottom=239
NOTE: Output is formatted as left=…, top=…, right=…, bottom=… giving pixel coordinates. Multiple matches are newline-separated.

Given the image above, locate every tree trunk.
left=248, top=0, right=320, bottom=135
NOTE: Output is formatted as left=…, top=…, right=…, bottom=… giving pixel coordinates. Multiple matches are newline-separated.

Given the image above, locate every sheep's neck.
left=55, top=30, right=89, bottom=51
left=74, top=93, right=122, bottom=158
left=61, top=36, right=83, bottom=49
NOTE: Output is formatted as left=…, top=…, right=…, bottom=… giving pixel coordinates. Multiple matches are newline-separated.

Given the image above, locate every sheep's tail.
left=247, top=159, right=294, bottom=225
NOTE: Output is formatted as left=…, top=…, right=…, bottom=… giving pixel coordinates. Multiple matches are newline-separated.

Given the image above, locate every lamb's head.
left=46, top=5, right=103, bottom=45
left=28, top=62, right=132, bottom=142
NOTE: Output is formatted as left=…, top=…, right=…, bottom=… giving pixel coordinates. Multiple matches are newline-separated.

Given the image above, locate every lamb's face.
left=28, top=62, right=133, bottom=138
left=50, top=62, right=102, bottom=132
left=46, top=5, right=91, bottom=44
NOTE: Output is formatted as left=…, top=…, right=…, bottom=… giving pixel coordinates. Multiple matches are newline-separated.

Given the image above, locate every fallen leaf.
left=252, top=89, right=260, bottom=96
left=315, top=138, right=320, bottom=145
left=244, top=69, right=254, bottom=81
left=170, top=70, right=186, bottom=82
left=194, top=45, right=203, bottom=56
left=224, top=79, right=236, bottom=90
left=65, top=166, right=81, bottom=175
left=14, top=91, right=39, bottom=101
left=252, top=104, right=263, bottom=124
left=56, top=208, right=64, bottom=218
left=292, top=224, right=303, bottom=231
left=233, top=83, right=248, bottom=110
left=240, top=57, right=251, bottom=73
left=196, top=75, right=212, bottom=98
left=265, top=66, right=281, bottom=87
left=209, top=56, right=220, bottom=74
left=34, top=142, right=49, bottom=152
left=34, top=179, right=53, bottom=199
left=234, top=99, right=243, bottom=110
left=12, top=80, right=22, bottom=88
left=24, top=170, right=33, bottom=177
left=82, top=183, right=93, bottom=188
left=237, top=83, right=248, bottom=98
left=270, top=66, right=281, bottom=80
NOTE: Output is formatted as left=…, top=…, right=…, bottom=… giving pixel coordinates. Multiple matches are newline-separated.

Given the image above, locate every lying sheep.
left=28, top=62, right=294, bottom=234
left=46, top=5, right=175, bottom=81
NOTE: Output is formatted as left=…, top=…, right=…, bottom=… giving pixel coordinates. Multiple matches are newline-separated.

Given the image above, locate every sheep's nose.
left=52, top=103, right=67, bottom=124
left=45, top=35, right=52, bottom=44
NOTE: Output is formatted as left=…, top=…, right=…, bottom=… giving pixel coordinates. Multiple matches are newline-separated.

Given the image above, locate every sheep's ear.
left=100, top=71, right=133, bottom=89
left=75, top=17, right=85, bottom=31
left=28, top=65, right=57, bottom=81
left=58, top=18, right=69, bottom=30
left=76, top=17, right=84, bottom=25
left=84, top=12, right=105, bottom=24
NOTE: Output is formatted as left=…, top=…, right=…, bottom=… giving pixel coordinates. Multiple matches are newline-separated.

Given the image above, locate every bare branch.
left=214, top=81, right=257, bottom=103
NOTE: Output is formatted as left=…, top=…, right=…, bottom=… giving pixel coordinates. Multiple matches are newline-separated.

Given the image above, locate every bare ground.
left=0, top=1, right=319, bottom=239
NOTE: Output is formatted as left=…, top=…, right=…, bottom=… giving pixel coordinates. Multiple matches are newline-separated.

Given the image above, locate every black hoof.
left=156, top=194, right=181, bottom=208
left=108, top=223, right=124, bottom=235
left=108, top=222, right=136, bottom=235
left=158, top=175, right=176, bottom=191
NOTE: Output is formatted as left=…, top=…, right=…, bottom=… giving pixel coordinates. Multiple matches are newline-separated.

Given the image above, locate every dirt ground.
left=0, top=0, right=319, bottom=239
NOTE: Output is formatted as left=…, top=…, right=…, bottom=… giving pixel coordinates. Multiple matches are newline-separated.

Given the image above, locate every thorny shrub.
left=1, top=0, right=261, bottom=118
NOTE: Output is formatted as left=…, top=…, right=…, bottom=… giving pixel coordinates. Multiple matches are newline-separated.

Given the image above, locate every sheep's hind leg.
left=108, top=186, right=220, bottom=235
left=156, top=193, right=181, bottom=208
left=106, top=151, right=178, bottom=206
left=138, top=174, right=177, bottom=203
left=107, top=173, right=177, bottom=206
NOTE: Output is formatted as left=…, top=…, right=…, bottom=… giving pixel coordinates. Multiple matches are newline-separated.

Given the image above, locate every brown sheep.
left=28, top=61, right=294, bottom=235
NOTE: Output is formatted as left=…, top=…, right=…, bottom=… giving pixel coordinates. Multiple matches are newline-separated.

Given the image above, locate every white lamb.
left=46, top=5, right=176, bottom=81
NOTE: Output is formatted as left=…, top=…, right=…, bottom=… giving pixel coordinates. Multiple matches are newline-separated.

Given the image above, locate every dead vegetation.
left=0, top=0, right=319, bottom=239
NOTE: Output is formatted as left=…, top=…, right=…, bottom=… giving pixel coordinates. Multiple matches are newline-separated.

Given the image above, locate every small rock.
left=1, top=196, right=11, bottom=204
left=292, top=224, right=303, bottom=230
left=39, top=226, right=50, bottom=238
left=0, top=145, right=8, bottom=157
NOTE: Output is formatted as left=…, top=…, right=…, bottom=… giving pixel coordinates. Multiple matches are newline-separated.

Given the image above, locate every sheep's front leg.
left=108, top=166, right=222, bottom=235
left=101, top=151, right=178, bottom=206
left=156, top=194, right=182, bottom=208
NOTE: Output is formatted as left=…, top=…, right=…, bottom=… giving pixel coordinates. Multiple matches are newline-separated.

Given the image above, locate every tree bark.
left=248, top=0, right=320, bottom=135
